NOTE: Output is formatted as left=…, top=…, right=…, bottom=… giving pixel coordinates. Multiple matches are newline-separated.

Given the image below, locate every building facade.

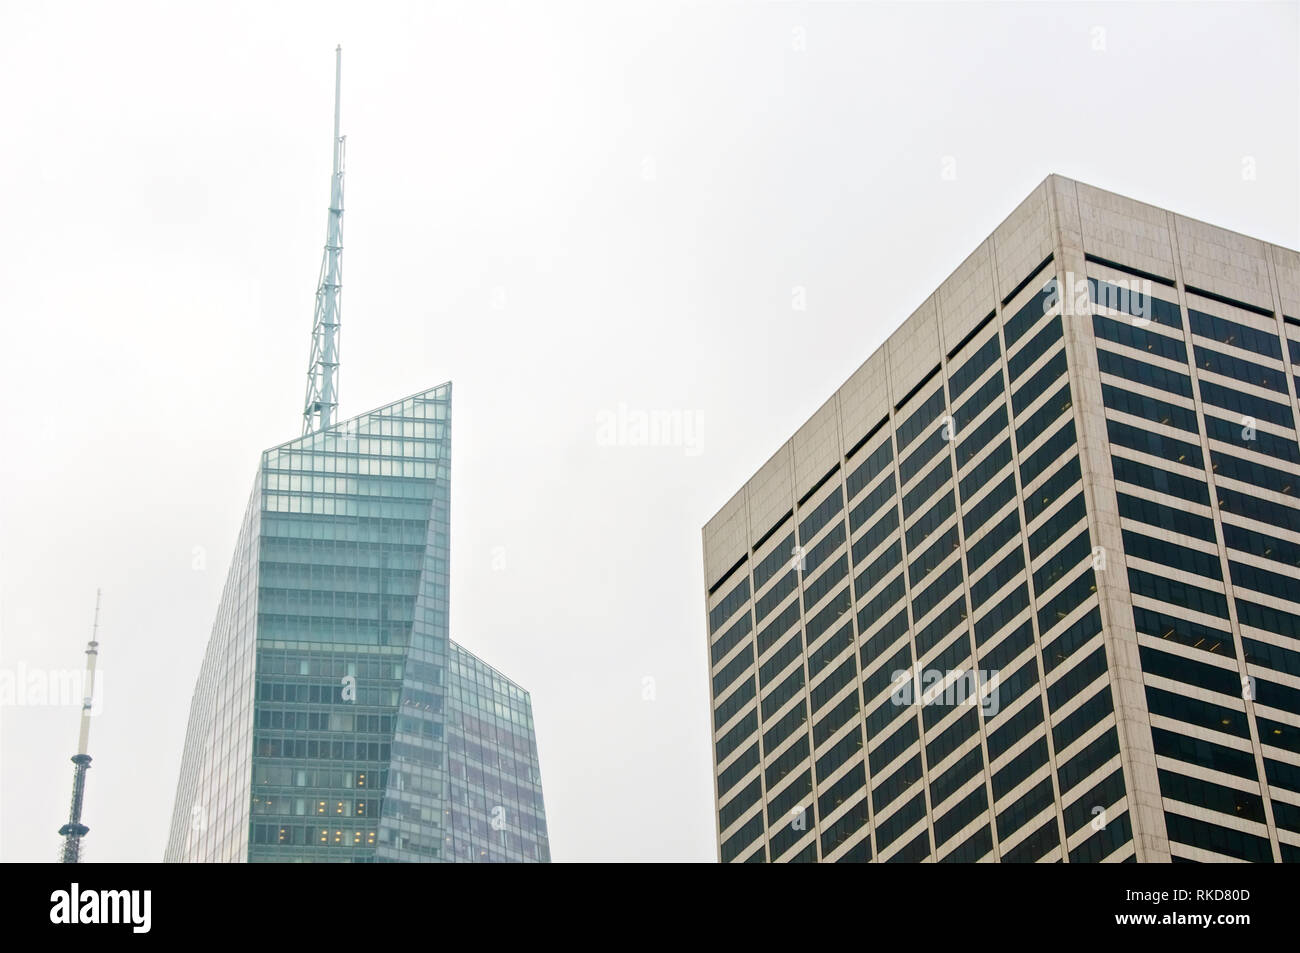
left=165, top=383, right=549, bottom=862
left=702, top=174, right=1300, bottom=863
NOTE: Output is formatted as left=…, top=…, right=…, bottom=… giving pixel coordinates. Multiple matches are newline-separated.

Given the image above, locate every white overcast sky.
left=1, top=1, right=1297, bottom=863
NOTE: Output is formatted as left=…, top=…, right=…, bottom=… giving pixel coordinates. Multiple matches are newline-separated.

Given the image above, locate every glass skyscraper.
left=702, top=174, right=1300, bottom=862
left=165, top=384, right=549, bottom=862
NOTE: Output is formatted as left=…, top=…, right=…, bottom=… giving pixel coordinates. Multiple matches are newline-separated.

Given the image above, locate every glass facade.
left=166, top=382, right=549, bottom=862
left=444, top=643, right=549, bottom=862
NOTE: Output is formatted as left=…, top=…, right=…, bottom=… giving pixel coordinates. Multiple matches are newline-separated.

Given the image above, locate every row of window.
left=750, top=309, right=1093, bottom=850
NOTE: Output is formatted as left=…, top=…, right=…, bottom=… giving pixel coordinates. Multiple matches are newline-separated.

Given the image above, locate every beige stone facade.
left=703, top=175, right=1300, bottom=863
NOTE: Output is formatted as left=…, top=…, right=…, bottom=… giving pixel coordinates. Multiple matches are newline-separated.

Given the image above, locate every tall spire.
left=58, top=589, right=102, bottom=863
left=303, top=45, right=345, bottom=434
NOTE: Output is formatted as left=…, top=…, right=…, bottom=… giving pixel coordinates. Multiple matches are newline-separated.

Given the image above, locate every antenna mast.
left=303, top=45, right=345, bottom=434
left=58, top=589, right=102, bottom=863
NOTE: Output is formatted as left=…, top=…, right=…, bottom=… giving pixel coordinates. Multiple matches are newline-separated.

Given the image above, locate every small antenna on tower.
left=58, top=589, right=102, bottom=863
left=303, top=45, right=345, bottom=434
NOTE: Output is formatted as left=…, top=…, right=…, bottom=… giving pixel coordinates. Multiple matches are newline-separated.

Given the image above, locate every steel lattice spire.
left=58, top=590, right=102, bottom=863
left=303, top=45, right=345, bottom=434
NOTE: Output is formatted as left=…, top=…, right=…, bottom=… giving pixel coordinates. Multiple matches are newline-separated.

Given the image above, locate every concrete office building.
left=702, top=174, right=1300, bottom=863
